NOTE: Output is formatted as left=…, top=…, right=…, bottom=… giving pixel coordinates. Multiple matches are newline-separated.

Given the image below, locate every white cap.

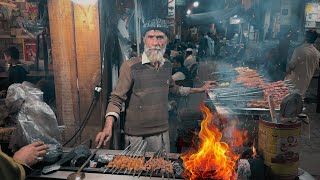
left=186, top=48, right=193, bottom=52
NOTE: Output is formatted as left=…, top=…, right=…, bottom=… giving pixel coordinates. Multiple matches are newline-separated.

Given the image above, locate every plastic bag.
left=7, top=83, right=62, bottom=163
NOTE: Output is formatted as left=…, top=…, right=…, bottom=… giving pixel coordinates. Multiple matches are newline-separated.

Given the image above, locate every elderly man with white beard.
left=95, top=19, right=217, bottom=152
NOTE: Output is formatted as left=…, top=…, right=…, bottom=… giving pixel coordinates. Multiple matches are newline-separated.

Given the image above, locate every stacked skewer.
left=248, top=80, right=296, bottom=109
left=104, top=140, right=176, bottom=179
left=144, top=143, right=175, bottom=179
left=208, top=67, right=297, bottom=109
left=106, top=140, right=147, bottom=175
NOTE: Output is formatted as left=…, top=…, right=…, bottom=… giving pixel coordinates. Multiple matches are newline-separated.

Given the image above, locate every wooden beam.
left=72, top=2, right=102, bottom=145
left=47, top=0, right=101, bottom=146
left=48, top=0, right=80, bottom=145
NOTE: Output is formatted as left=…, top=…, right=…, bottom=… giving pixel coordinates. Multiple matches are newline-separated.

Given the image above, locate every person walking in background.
left=285, top=30, right=320, bottom=97
left=172, top=55, right=191, bottom=81
left=279, top=30, right=292, bottom=74
left=206, top=33, right=215, bottom=57
left=198, top=32, right=208, bottom=58
left=184, top=48, right=197, bottom=70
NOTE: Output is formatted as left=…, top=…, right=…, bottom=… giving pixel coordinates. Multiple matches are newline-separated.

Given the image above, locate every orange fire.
left=181, top=104, right=246, bottom=180
left=252, top=140, right=257, bottom=158
left=252, top=145, right=257, bottom=158
left=223, top=119, right=248, bottom=148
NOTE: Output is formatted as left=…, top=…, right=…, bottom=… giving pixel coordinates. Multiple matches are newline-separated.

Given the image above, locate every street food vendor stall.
left=0, top=0, right=318, bottom=180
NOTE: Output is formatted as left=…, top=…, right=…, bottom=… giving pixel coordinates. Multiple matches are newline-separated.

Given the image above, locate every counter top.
left=28, top=149, right=182, bottom=180
left=30, top=171, right=175, bottom=180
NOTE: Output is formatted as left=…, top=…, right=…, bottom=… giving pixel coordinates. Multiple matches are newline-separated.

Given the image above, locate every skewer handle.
left=268, top=94, right=277, bottom=123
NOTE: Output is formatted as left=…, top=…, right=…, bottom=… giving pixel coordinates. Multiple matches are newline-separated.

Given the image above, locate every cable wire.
left=63, top=96, right=98, bottom=146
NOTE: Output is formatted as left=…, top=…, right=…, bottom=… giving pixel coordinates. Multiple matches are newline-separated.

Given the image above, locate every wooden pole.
left=48, top=0, right=101, bottom=146
left=134, top=0, right=140, bottom=56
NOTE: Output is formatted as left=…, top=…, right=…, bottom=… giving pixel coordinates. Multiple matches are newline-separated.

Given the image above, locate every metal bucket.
left=258, top=120, right=301, bottom=180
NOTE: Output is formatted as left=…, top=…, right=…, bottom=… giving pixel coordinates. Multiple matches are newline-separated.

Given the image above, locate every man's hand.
left=95, top=116, right=114, bottom=148
left=13, top=141, right=49, bottom=167
left=201, top=81, right=218, bottom=91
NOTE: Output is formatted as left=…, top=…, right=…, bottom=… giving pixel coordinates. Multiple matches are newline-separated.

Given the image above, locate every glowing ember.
left=181, top=104, right=244, bottom=180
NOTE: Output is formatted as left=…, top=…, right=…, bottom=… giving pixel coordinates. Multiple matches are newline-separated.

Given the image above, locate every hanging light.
left=193, top=1, right=199, bottom=7
left=71, top=0, right=98, bottom=5
left=187, top=9, right=191, bottom=15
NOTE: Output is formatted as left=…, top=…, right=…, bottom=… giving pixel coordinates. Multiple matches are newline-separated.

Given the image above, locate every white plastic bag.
left=7, top=83, right=62, bottom=163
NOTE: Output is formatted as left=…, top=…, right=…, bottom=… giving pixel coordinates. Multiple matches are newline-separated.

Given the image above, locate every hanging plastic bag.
left=7, top=82, right=62, bottom=163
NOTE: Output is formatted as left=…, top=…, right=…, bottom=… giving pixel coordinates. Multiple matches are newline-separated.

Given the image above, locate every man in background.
left=184, top=48, right=197, bottom=70
left=0, top=46, right=28, bottom=98
left=285, top=30, right=320, bottom=97
left=172, top=55, right=191, bottom=81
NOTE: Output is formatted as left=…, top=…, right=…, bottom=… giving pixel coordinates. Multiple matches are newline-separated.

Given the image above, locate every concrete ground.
left=179, top=59, right=320, bottom=177
left=300, top=76, right=320, bottom=177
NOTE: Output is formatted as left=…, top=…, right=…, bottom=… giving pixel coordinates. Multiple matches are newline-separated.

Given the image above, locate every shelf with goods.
left=0, top=1, right=52, bottom=73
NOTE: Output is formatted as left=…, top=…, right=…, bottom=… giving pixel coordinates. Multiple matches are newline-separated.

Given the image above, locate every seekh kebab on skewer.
left=211, top=67, right=296, bottom=109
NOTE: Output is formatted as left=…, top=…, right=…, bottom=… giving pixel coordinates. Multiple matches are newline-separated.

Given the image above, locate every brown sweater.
left=106, top=58, right=181, bottom=136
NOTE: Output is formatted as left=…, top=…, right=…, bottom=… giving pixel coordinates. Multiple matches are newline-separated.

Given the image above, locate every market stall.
left=29, top=144, right=184, bottom=180
left=17, top=66, right=310, bottom=180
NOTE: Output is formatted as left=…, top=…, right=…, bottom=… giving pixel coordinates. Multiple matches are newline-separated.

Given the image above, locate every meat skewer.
left=217, top=91, right=263, bottom=98
left=132, top=142, right=147, bottom=176
left=216, top=88, right=263, bottom=95
left=112, top=140, right=146, bottom=174
left=109, top=140, right=143, bottom=173
left=104, top=143, right=133, bottom=173
left=163, top=145, right=174, bottom=180
left=145, top=143, right=166, bottom=177
left=105, top=140, right=175, bottom=178
left=210, top=71, right=236, bottom=75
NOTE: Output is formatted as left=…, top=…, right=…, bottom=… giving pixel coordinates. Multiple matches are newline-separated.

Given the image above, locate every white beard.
left=144, top=46, right=165, bottom=64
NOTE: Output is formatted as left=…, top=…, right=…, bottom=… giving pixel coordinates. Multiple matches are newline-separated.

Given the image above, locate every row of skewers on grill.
left=104, top=140, right=176, bottom=179
left=208, top=67, right=298, bottom=109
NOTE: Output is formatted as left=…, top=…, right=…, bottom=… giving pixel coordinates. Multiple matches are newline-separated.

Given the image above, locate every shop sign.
left=168, top=0, right=175, bottom=19
left=305, top=3, right=320, bottom=22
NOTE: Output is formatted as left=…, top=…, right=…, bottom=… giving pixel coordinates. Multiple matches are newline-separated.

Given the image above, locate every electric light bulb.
left=193, top=1, right=199, bottom=7
left=71, top=0, right=97, bottom=5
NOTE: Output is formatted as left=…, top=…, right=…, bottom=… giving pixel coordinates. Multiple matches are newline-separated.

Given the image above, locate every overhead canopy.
left=186, top=6, right=243, bottom=25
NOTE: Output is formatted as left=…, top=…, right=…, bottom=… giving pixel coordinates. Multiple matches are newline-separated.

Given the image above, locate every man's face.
left=173, top=60, right=180, bottom=68
left=144, top=30, right=167, bottom=63
left=144, top=30, right=167, bottom=49
left=4, top=53, right=12, bottom=64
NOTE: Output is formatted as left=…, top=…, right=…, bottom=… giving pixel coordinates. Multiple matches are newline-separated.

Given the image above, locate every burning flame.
left=232, top=130, right=248, bottom=147
left=181, top=104, right=245, bottom=180
left=252, top=145, right=257, bottom=158
left=222, top=119, right=248, bottom=148
left=251, top=140, right=258, bottom=158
